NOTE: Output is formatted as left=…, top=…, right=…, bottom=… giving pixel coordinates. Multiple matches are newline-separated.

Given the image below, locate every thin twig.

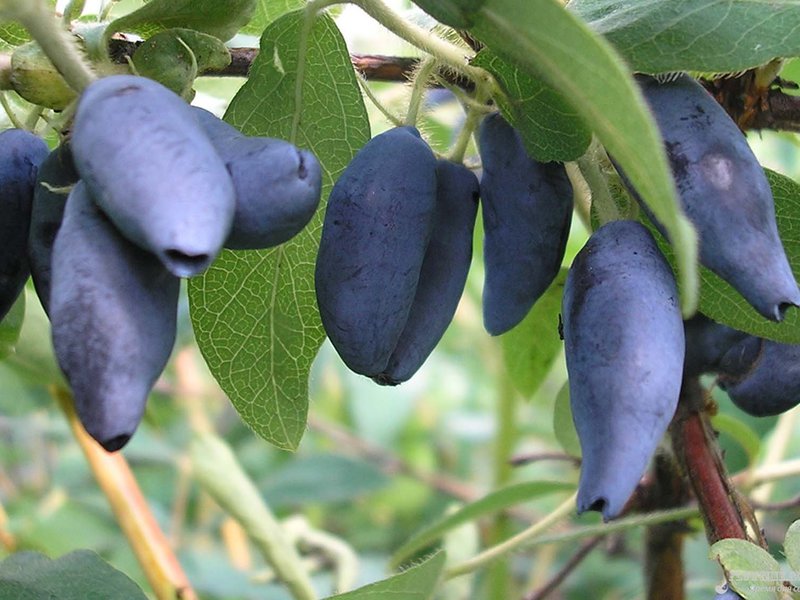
left=522, top=536, right=603, bottom=600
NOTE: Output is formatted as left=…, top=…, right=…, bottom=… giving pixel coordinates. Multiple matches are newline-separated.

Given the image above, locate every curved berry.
left=0, top=128, right=48, bottom=321
left=192, top=108, right=322, bottom=250
left=50, top=182, right=179, bottom=451
left=634, top=74, right=800, bottom=321
left=375, top=159, right=479, bottom=385
left=71, top=75, right=235, bottom=277
left=563, top=220, right=684, bottom=520
left=478, top=112, right=573, bottom=335
left=315, top=126, right=437, bottom=376
left=28, top=142, right=79, bottom=315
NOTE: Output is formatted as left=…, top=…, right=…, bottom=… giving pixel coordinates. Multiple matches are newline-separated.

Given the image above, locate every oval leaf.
left=710, top=538, right=783, bottom=600
left=785, top=520, right=800, bottom=574
left=470, top=0, right=698, bottom=315
left=472, top=50, right=590, bottom=162
left=0, top=550, right=147, bottom=600
left=0, top=292, right=24, bottom=360
left=570, top=0, right=800, bottom=74
left=107, top=0, right=256, bottom=42
left=327, top=552, right=445, bottom=600
left=501, top=269, right=566, bottom=397
left=188, top=10, right=370, bottom=450
left=242, top=0, right=305, bottom=35
left=132, top=28, right=231, bottom=97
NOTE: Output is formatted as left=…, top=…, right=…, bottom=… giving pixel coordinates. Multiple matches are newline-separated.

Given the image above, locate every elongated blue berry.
left=563, top=220, right=684, bottom=520
left=50, top=182, right=180, bottom=451
left=478, top=112, right=573, bottom=335
left=375, top=159, right=479, bottom=385
left=71, top=75, right=235, bottom=277
left=0, top=129, right=48, bottom=320
left=315, top=127, right=437, bottom=376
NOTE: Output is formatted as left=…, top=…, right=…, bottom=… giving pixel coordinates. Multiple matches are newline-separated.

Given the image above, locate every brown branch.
left=669, top=378, right=747, bottom=545
left=522, top=536, right=603, bottom=600
left=108, top=38, right=471, bottom=88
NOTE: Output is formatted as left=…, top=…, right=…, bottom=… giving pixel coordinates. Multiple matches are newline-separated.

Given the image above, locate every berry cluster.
left=1, top=74, right=322, bottom=451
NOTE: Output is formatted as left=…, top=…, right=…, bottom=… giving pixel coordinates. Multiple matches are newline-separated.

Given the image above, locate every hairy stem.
left=404, top=57, right=436, bottom=127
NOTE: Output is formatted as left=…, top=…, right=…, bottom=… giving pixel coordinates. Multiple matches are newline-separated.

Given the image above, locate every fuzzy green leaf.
left=132, top=28, right=230, bottom=97
left=470, top=0, right=698, bottom=315
left=785, top=520, right=800, bottom=574
left=473, top=50, right=590, bottom=162
left=327, top=552, right=445, bottom=600
left=188, top=10, right=370, bottom=450
left=242, top=0, right=304, bottom=35
left=0, top=292, right=23, bottom=360
left=501, top=269, right=566, bottom=397
left=108, top=0, right=256, bottom=42
left=710, top=538, right=783, bottom=600
left=0, top=550, right=147, bottom=599
left=570, top=0, right=800, bottom=74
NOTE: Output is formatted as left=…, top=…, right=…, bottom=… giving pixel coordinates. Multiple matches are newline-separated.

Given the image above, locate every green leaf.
left=785, top=520, right=800, bottom=574
left=0, top=292, right=24, bottom=360
left=390, top=481, right=574, bottom=568
left=411, top=0, right=485, bottom=28
left=132, top=28, right=231, bottom=98
left=242, top=0, right=304, bottom=35
left=3, top=289, right=63, bottom=385
left=570, top=0, right=800, bottom=74
left=327, top=552, right=445, bottom=600
left=710, top=413, right=761, bottom=467
left=0, top=22, right=29, bottom=50
left=107, top=0, right=256, bottom=42
left=0, top=550, right=147, bottom=599
left=553, top=381, right=581, bottom=457
left=472, top=50, right=590, bottom=162
left=696, top=169, right=800, bottom=343
left=188, top=10, right=370, bottom=450
left=501, top=269, right=566, bottom=397
left=710, top=538, right=783, bottom=600
left=470, top=0, right=698, bottom=315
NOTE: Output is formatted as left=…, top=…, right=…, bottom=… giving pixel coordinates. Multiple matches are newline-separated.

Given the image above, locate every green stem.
left=449, top=79, right=492, bottom=163
left=484, top=374, right=519, bottom=597
left=445, top=492, right=577, bottom=579
left=446, top=502, right=699, bottom=580
left=8, top=0, right=95, bottom=92
left=404, top=57, right=436, bottom=127
left=191, top=432, right=318, bottom=600
left=356, top=75, right=403, bottom=127
left=576, top=139, right=619, bottom=226
left=0, top=93, right=26, bottom=129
